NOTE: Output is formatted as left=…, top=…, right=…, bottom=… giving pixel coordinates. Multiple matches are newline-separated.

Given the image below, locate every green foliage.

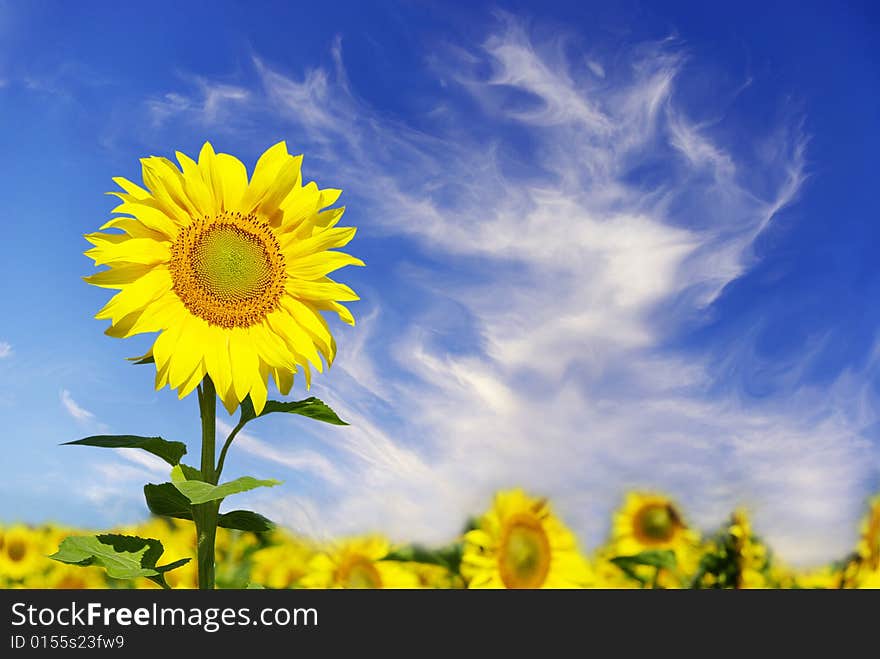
left=127, top=354, right=155, bottom=365
left=50, top=534, right=189, bottom=589
left=240, top=396, right=348, bottom=426
left=170, top=464, right=280, bottom=505
left=143, top=483, right=274, bottom=532
left=386, top=543, right=464, bottom=574
left=63, top=435, right=187, bottom=466
left=611, top=550, right=678, bottom=588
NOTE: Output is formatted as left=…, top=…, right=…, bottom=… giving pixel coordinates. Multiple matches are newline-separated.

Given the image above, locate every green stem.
left=215, top=419, right=245, bottom=482
left=194, top=377, right=219, bottom=590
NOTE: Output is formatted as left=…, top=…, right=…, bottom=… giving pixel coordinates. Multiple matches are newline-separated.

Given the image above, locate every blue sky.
left=0, top=0, right=877, bottom=564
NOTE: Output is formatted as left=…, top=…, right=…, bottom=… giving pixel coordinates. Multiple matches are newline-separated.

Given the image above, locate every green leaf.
left=240, top=396, right=348, bottom=426
left=385, top=543, right=463, bottom=574
left=64, top=435, right=187, bottom=467
left=217, top=510, right=274, bottom=533
left=170, top=465, right=281, bottom=505
left=127, top=354, right=155, bottom=365
left=144, top=483, right=192, bottom=519
left=144, top=483, right=274, bottom=532
left=176, top=462, right=203, bottom=481
left=610, top=549, right=678, bottom=571
left=49, top=534, right=190, bottom=588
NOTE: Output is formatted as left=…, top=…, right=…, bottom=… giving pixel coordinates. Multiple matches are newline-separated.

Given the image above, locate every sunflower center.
left=169, top=212, right=286, bottom=328
left=634, top=504, right=678, bottom=544
left=337, top=556, right=383, bottom=589
left=499, top=513, right=551, bottom=589
left=7, top=539, right=27, bottom=562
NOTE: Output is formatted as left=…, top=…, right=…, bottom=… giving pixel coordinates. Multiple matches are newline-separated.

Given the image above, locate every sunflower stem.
left=194, top=377, right=219, bottom=590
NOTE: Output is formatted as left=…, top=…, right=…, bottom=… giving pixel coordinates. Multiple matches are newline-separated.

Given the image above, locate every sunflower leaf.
left=143, top=484, right=274, bottom=532
left=63, top=435, right=187, bottom=466
left=610, top=549, right=677, bottom=571
left=49, top=534, right=190, bottom=588
left=240, top=396, right=348, bottom=426
left=170, top=465, right=281, bottom=505
left=217, top=510, right=275, bottom=533
left=127, top=354, right=155, bottom=365
left=144, top=483, right=192, bottom=519
left=385, top=543, right=463, bottom=573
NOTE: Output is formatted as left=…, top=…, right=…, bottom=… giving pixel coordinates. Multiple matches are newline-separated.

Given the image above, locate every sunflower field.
left=3, top=489, right=879, bottom=589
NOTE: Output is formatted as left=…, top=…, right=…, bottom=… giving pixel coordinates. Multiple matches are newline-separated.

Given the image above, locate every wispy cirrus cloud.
left=138, top=16, right=876, bottom=564
left=60, top=389, right=95, bottom=423
left=0, top=341, right=11, bottom=359
left=147, top=78, right=249, bottom=128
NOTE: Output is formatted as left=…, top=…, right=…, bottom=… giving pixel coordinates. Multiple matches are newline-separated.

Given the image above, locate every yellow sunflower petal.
left=94, top=267, right=172, bottom=323
left=286, top=251, right=364, bottom=280
left=285, top=277, right=359, bottom=302
left=99, top=216, right=170, bottom=241
left=111, top=176, right=151, bottom=200
left=272, top=367, right=294, bottom=396
left=279, top=223, right=354, bottom=256
left=249, top=361, right=270, bottom=415
left=168, top=316, right=207, bottom=389
left=228, top=328, right=259, bottom=401
left=176, top=150, right=217, bottom=216
left=214, top=153, right=248, bottom=210
left=202, top=325, right=233, bottom=402
left=110, top=201, right=180, bottom=239
left=83, top=263, right=156, bottom=289
left=86, top=237, right=171, bottom=267
left=239, top=141, right=299, bottom=214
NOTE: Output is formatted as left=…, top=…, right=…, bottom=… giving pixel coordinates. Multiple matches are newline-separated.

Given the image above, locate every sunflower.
left=461, top=489, right=592, bottom=589
left=250, top=537, right=315, bottom=588
left=607, top=492, right=700, bottom=587
left=611, top=492, right=698, bottom=555
left=402, top=562, right=465, bottom=589
left=84, top=142, right=362, bottom=414
left=0, top=525, right=46, bottom=582
left=299, top=537, right=420, bottom=589
left=42, top=563, right=108, bottom=589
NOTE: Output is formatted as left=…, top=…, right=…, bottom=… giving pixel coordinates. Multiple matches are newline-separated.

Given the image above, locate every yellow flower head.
left=0, top=525, right=47, bottom=582
left=250, top=537, right=315, bottom=589
left=300, top=536, right=420, bottom=589
left=84, top=142, right=363, bottom=414
left=611, top=492, right=698, bottom=555
left=461, top=489, right=592, bottom=589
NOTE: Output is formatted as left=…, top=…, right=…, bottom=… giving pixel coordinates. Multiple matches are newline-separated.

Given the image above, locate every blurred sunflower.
left=461, top=489, right=592, bottom=589
left=84, top=141, right=362, bottom=414
left=42, top=563, right=108, bottom=589
left=300, top=537, right=420, bottom=589
left=0, top=525, right=45, bottom=581
left=250, top=540, right=315, bottom=588
left=611, top=492, right=698, bottom=555
left=606, top=493, right=700, bottom=587
left=403, top=562, right=465, bottom=589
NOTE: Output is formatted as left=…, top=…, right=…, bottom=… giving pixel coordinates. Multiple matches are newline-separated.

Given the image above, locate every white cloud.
left=148, top=17, right=875, bottom=565
left=60, top=389, right=95, bottom=423
left=0, top=341, right=11, bottom=358
left=147, top=78, right=249, bottom=127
